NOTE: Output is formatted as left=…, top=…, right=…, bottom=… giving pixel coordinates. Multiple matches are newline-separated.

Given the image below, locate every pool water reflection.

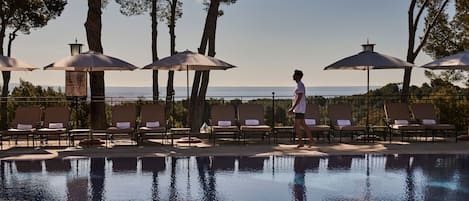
left=1, top=154, right=469, bottom=201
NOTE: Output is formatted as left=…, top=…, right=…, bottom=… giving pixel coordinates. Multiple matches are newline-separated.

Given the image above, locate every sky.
left=6, top=0, right=439, bottom=88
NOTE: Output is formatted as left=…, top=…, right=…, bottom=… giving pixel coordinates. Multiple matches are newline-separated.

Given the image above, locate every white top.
left=293, top=81, right=306, bottom=113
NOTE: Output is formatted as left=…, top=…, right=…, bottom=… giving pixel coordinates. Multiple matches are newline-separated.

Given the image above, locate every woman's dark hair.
left=294, top=69, right=303, bottom=79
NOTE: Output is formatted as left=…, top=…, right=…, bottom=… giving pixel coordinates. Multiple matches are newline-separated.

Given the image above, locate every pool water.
left=1, top=154, right=469, bottom=201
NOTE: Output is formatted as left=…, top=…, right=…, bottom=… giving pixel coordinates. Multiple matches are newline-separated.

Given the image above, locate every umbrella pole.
left=366, top=67, right=370, bottom=139
left=187, top=68, right=190, bottom=102
left=187, top=67, right=190, bottom=144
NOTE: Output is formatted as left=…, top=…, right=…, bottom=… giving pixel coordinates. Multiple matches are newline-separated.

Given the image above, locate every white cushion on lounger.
left=337, top=119, right=351, bottom=126
left=394, top=120, right=409, bottom=125
left=218, top=121, right=232, bottom=127
left=116, top=122, right=131, bottom=129
left=245, top=119, right=260, bottom=126
left=305, top=119, right=316, bottom=126
left=422, top=119, right=436, bottom=125
left=17, top=124, right=33, bottom=130
left=146, top=121, right=160, bottom=128
left=49, top=123, right=64, bottom=129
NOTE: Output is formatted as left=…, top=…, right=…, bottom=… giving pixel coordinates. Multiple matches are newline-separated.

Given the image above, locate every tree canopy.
left=423, top=0, right=469, bottom=86
left=0, top=0, right=67, bottom=54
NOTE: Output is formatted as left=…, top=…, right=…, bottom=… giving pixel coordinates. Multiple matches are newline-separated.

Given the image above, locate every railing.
left=1, top=93, right=468, bottom=133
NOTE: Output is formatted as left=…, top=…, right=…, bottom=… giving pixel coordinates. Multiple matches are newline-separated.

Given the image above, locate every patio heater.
left=67, top=40, right=85, bottom=128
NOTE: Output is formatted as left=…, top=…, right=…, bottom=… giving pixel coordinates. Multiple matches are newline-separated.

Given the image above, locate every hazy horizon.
left=5, top=82, right=385, bottom=88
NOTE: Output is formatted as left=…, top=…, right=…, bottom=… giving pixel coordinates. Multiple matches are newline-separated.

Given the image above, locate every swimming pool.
left=0, top=154, right=468, bottom=201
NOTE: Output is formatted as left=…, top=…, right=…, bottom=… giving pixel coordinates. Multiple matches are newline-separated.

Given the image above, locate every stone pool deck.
left=1, top=140, right=469, bottom=160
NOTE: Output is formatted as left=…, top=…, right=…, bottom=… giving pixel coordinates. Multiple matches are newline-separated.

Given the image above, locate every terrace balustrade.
left=1, top=94, right=467, bottom=139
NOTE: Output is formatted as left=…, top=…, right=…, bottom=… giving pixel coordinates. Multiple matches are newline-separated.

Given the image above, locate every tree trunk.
left=191, top=0, right=220, bottom=131
left=195, top=70, right=210, bottom=126
left=401, top=68, right=412, bottom=102
left=0, top=23, right=5, bottom=55
left=85, top=0, right=106, bottom=129
left=165, top=71, right=174, bottom=119
left=7, top=32, right=16, bottom=57
left=165, top=0, right=177, bottom=123
left=0, top=23, right=7, bottom=130
left=402, top=0, right=417, bottom=103
left=0, top=71, right=9, bottom=130
left=0, top=31, right=18, bottom=130
left=151, top=0, right=159, bottom=102
left=188, top=32, right=208, bottom=130
left=189, top=71, right=202, bottom=129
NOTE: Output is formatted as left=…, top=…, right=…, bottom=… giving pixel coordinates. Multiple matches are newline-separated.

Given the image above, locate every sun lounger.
left=4, top=106, right=42, bottom=147
left=106, top=105, right=137, bottom=146
left=305, top=103, right=331, bottom=143
left=238, top=104, right=272, bottom=144
left=137, top=104, right=167, bottom=144
left=410, top=103, right=456, bottom=142
left=384, top=103, right=425, bottom=142
left=327, top=104, right=366, bottom=143
left=210, top=104, right=240, bottom=144
left=36, top=106, right=70, bottom=147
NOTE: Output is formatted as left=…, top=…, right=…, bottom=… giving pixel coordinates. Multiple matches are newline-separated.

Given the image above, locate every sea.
left=7, top=84, right=381, bottom=100
left=104, top=86, right=380, bottom=100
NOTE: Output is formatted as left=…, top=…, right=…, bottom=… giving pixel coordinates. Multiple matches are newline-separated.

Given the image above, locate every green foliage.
left=115, top=0, right=166, bottom=17
left=0, top=0, right=66, bottom=37
left=161, top=0, right=183, bottom=25
left=425, top=85, right=468, bottom=130
left=115, top=0, right=152, bottom=16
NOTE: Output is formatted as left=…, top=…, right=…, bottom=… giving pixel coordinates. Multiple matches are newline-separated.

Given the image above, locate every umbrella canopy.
left=44, top=51, right=137, bottom=71
left=142, top=50, right=236, bottom=98
left=324, top=48, right=414, bottom=70
left=324, top=44, right=414, bottom=92
left=143, top=50, right=236, bottom=70
left=0, top=55, right=37, bottom=71
left=421, top=50, right=469, bottom=70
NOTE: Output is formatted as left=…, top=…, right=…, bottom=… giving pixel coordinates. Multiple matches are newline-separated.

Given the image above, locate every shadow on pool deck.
left=1, top=139, right=469, bottom=160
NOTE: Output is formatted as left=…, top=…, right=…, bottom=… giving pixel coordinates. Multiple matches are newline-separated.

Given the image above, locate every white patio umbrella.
left=0, top=55, right=37, bottom=71
left=143, top=50, right=236, bottom=101
left=143, top=50, right=236, bottom=142
left=324, top=43, right=415, bottom=137
left=422, top=50, right=469, bottom=70
left=44, top=51, right=137, bottom=71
